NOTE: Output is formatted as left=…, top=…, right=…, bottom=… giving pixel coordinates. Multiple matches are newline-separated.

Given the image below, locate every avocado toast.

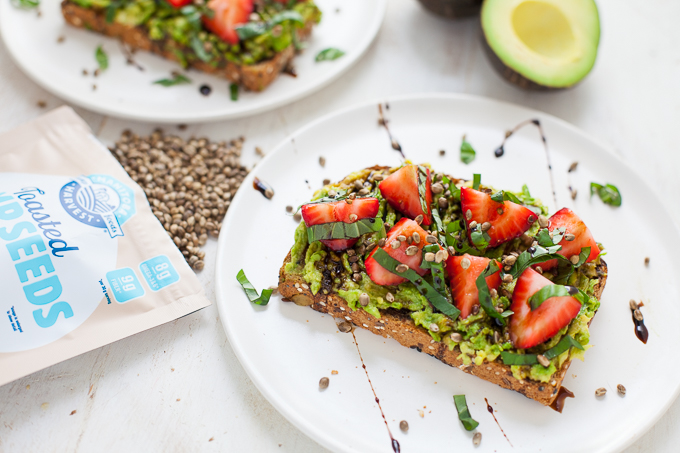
left=61, top=0, right=322, bottom=92
left=278, top=164, right=607, bottom=407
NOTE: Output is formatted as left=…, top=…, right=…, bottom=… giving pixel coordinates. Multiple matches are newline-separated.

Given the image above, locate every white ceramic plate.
left=215, top=94, right=680, bottom=453
left=0, top=0, right=385, bottom=123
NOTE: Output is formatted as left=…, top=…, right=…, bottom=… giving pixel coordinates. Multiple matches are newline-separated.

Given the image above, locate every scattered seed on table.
left=644, top=257, right=650, bottom=266
left=595, top=387, right=607, bottom=397
left=473, top=432, right=482, bottom=446
left=319, top=377, right=329, bottom=389
left=617, top=384, right=626, bottom=396
left=439, top=149, right=446, bottom=156
left=319, top=156, right=326, bottom=167
left=338, top=321, right=352, bottom=333
left=399, top=420, right=409, bottom=432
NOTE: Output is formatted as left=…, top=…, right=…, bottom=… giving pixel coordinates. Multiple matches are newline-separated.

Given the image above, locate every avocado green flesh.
left=481, top=0, right=600, bottom=88
left=70, top=0, right=321, bottom=66
left=286, top=166, right=603, bottom=384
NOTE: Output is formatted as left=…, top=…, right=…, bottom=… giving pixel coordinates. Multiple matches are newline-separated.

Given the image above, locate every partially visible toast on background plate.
left=61, top=0, right=321, bottom=92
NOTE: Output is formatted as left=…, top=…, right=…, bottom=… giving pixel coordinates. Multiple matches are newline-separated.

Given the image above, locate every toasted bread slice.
left=277, top=164, right=607, bottom=407
left=279, top=254, right=607, bottom=407
left=61, top=1, right=315, bottom=92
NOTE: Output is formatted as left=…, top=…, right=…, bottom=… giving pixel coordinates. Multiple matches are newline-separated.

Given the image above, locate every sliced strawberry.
left=365, top=218, right=432, bottom=286
left=167, top=0, right=192, bottom=7
left=509, top=268, right=582, bottom=349
left=379, top=165, right=432, bottom=226
left=203, top=0, right=254, bottom=45
left=445, top=254, right=501, bottom=319
left=301, top=198, right=380, bottom=251
left=539, top=208, right=601, bottom=271
left=460, top=187, right=536, bottom=247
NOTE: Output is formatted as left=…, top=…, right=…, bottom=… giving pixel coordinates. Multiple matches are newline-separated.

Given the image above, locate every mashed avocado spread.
left=286, top=165, right=605, bottom=384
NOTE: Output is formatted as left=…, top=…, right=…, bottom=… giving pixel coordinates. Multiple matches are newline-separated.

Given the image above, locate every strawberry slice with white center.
left=365, top=218, right=433, bottom=286
left=203, top=0, right=253, bottom=45
left=539, top=208, right=601, bottom=271
left=460, top=187, right=536, bottom=247
left=445, top=254, right=501, bottom=319
left=301, top=197, right=380, bottom=251
left=379, top=165, right=432, bottom=226
left=509, top=268, right=582, bottom=349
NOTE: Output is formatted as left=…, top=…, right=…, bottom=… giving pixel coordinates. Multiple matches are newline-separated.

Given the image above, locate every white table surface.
left=1, top=0, right=679, bottom=451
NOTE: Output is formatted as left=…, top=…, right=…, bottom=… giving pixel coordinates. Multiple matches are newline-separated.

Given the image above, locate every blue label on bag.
left=139, top=255, right=179, bottom=292
left=106, top=268, right=145, bottom=303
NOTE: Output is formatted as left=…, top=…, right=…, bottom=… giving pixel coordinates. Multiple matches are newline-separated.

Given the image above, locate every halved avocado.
left=481, top=0, right=600, bottom=90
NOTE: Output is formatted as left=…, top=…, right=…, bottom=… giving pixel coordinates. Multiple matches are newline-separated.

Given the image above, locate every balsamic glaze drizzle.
left=377, top=104, right=405, bottom=159
left=549, top=387, right=574, bottom=413
left=494, top=118, right=557, bottom=207
left=484, top=398, right=513, bottom=447
left=631, top=303, right=649, bottom=344
left=350, top=330, right=400, bottom=453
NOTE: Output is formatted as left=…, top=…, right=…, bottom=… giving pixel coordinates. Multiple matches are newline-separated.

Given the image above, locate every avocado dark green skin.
left=417, top=0, right=483, bottom=19
left=482, top=38, right=563, bottom=91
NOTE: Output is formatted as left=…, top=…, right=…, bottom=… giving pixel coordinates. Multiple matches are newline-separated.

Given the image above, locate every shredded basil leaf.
left=500, top=351, right=537, bottom=365
left=104, top=1, right=121, bottom=22
left=230, top=83, right=239, bottom=101
left=190, top=35, right=212, bottom=63
left=528, top=285, right=580, bottom=310
left=475, top=261, right=512, bottom=322
left=472, top=174, right=481, bottom=191
left=95, top=45, right=108, bottom=71
left=544, top=335, right=584, bottom=359
left=460, top=137, right=476, bottom=164
left=470, top=227, right=490, bottom=252
left=490, top=190, right=522, bottom=205
left=420, top=244, right=451, bottom=300
left=315, top=47, right=346, bottom=62
left=417, top=166, right=430, bottom=221
left=11, top=0, right=39, bottom=9
left=306, top=218, right=385, bottom=243
left=236, top=269, right=272, bottom=306
left=501, top=335, right=585, bottom=366
left=372, top=248, right=460, bottom=318
left=590, top=182, right=622, bottom=207
left=236, top=10, right=304, bottom=40
left=153, top=73, right=191, bottom=87
left=453, top=395, right=479, bottom=431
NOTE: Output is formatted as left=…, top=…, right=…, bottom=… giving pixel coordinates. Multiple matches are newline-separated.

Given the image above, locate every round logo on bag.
left=59, top=174, right=136, bottom=237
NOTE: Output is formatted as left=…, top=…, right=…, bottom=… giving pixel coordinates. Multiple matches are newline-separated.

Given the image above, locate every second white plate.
left=0, top=0, right=386, bottom=123
left=216, top=94, right=680, bottom=453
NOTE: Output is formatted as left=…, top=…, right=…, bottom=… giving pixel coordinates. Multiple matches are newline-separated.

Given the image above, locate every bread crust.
left=279, top=251, right=607, bottom=407
left=61, top=1, right=314, bottom=92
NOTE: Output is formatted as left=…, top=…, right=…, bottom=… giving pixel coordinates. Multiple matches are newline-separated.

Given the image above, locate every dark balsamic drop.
left=631, top=306, right=649, bottom=344
left=199, top=84, right=212, bottom=96
left=550, top=387, right=575, bottom=413
left=391, top=438, right=400, bottom=453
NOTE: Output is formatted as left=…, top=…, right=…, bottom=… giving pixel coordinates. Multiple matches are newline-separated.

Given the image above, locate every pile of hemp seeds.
left=110, top=128, right=248, bottom=271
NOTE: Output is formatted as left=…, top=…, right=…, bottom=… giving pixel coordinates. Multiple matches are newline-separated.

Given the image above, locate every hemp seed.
left=537, top=354, right=550, bottom=367
left=359, top=293, right=370, bottom=307
left=319, top=377, right=329, bottom=389
left=399, top=420, right=409, bottom=432
left=473, top=432, right=482, bottom=446
left=450, top=332, right=463, bottom=342
left=617, top=384, right=626, bottom=396
left=595, top=387, right=607, bottom=397
left=110, top=129, right=247, bottom=271
left=338, top=321, right=352, bottom=333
